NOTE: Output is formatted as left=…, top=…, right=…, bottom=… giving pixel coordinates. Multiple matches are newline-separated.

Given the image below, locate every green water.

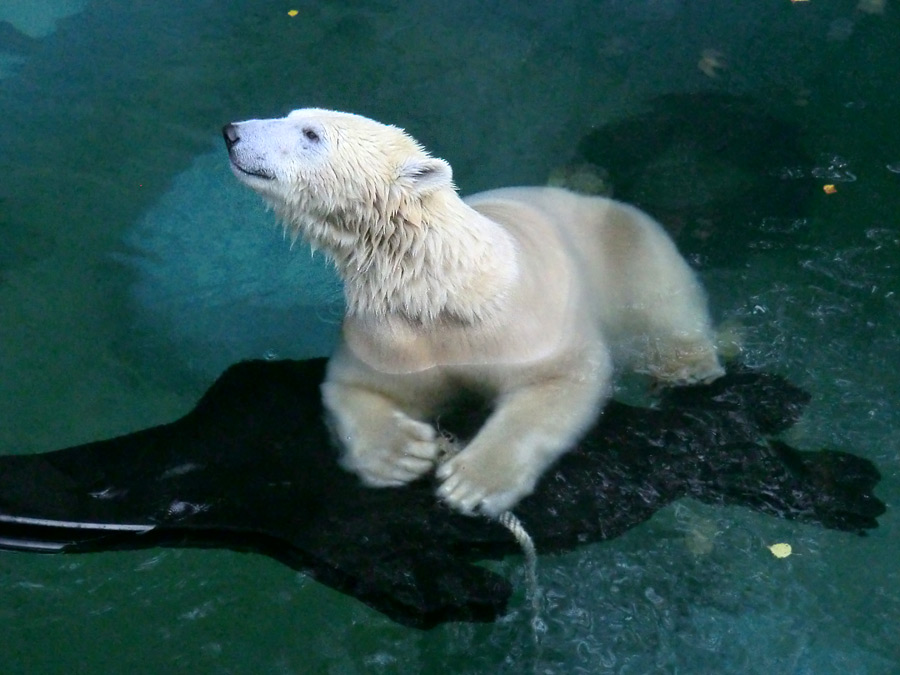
left=1, top=0, right=898, bottom=672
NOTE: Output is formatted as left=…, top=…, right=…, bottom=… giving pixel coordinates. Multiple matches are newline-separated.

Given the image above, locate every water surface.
left=1, top=1, right=898, bottom=672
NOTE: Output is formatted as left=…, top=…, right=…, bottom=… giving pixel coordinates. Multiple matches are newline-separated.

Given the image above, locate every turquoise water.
left=1, top=0, right=898, bottom=672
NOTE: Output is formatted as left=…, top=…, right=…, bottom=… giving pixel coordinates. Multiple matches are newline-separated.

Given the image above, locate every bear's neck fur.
left=281, top=189, right=518, bottom=324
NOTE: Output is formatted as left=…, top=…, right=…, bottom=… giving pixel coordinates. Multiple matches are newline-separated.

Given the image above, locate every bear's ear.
left=398, top=157, right=454, bottom=195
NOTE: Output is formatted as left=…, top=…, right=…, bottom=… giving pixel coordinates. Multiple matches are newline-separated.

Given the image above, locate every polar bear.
left=223, top=108, right=723, bottom=517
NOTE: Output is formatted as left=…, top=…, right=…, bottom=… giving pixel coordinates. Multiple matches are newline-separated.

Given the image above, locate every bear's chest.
left=342, top=287, right=594, bottom=379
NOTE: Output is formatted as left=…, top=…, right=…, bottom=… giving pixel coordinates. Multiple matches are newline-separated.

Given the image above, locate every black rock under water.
left=0, top=359, right=884, bottom=628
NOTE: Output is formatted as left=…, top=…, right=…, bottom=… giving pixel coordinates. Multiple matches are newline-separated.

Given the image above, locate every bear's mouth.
left=229, top=157, right=275, bottom=181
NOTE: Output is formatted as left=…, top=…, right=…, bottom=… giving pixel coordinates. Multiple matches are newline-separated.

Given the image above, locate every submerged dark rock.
left=0, top=358, right=884, bottom=628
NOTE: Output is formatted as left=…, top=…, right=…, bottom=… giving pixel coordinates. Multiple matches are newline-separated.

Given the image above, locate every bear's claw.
left=436, top=448, right=536, bottom=517
left=341, top=411, right=440, bottom=487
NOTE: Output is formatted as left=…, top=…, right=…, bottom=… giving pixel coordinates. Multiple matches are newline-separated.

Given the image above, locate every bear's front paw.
left=435, top=444, right=539, bottom=517
left=339, top=411, right=440, bottom=487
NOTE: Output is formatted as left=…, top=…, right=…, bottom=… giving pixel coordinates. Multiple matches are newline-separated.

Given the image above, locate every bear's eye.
left=302, top=127, right=320, bottom=143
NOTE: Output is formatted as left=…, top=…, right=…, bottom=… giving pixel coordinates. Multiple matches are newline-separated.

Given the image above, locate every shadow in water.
left=575, top=92, right=815, bottom=267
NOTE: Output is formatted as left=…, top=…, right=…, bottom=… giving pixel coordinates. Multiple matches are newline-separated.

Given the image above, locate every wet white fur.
left=227, top=108, right=723, bottom=516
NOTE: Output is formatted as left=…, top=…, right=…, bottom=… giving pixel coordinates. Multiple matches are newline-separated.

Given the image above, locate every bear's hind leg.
left=646, top=334, right=724, bottom=386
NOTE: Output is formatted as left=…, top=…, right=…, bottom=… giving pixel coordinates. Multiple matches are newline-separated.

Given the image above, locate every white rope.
left=436, top=431, right=544, bottom=635
left=497, top=510, right=544, bottom=637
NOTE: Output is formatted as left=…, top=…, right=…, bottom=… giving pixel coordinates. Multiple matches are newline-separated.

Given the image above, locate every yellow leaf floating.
left=288, top=9, right=299, bottom=17
left=768, top=543, right=792, bottom=558
left=823, top=184, right=837, bottom=194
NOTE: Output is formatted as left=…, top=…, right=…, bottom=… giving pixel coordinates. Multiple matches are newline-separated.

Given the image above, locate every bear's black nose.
left=222, top=123, right=240, bottom=150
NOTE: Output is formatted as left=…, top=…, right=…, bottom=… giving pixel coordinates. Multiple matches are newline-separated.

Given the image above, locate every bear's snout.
left=222, top=123, right=240, bottom=151
left=224, top=122, right=277, bottom=182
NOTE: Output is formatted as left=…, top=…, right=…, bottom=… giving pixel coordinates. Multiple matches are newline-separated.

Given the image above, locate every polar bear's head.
left=223, top=108, right=454, bottom=239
